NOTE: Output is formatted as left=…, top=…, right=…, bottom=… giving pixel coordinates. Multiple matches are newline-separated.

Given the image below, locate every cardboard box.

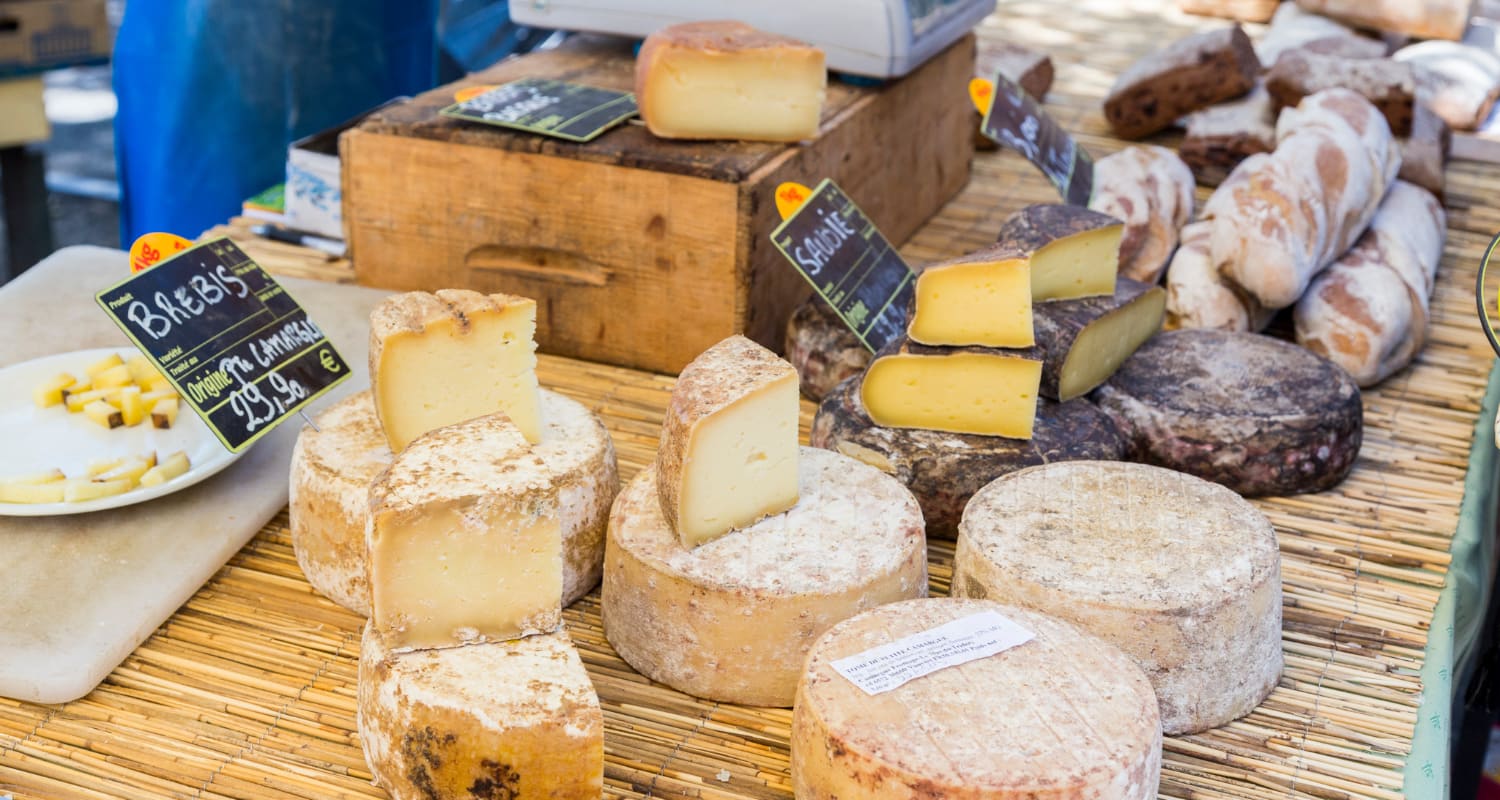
left=0, top=0, right=109, bottom=77
left=342, top=34, right=976, bottom=374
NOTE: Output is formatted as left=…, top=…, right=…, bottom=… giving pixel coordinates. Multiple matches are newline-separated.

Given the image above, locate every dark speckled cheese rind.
left=784, top=298, right=873, bottom=401
left=811, top=377, right=1126, bottom=538
left=1092, top=329, right=1362, bottom=496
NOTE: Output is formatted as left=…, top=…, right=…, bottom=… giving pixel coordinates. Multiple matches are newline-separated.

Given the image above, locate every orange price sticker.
left=968, top=78, right=994, bottom=115
left=775, top=182, right=813, bottom=221
left=129, top=232, right=193, bottom=273
left=454, top=84, right=498, bottom=103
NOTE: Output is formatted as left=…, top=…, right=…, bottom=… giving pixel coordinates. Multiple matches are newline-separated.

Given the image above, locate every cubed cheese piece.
left=92, top=364, right=132, bottom=390
left=656, top=336, right=800, bottom=549
left=4, top=468, right=66, bottom=485
left=139, top=451, right=191, bottom=487
left=63, top=478, right=133, bottom=502
left=861, top=342, right=1042, bottom=439
left=83, top=352, right=123, bottom=381
left=358, top=624, right=603, bottom=800
left=368, top=413, right=562, bottom=650
left=149, top=397, right=180, bottom=429
left=996, top=204, right=1123, bottom=301
left=65, top=389, right=108, bottom=413
left=125, top=354, right=162, bottom=386
left=83, top=400, right=123, bottom=429
left=636, top=21, right=826, bottom=142
left=97, top=454, right=156, bottom=485
left=33, top=372, right=76, bottom=408
left=0, top=481, right=66, bottom=504
left=369, top=289, right=542, bottom=452
left=117, top=386, right=147, bottom=427
left=1031, top=277, right=1166, bottom=401
left=909, top=245, right=1034, bottom=347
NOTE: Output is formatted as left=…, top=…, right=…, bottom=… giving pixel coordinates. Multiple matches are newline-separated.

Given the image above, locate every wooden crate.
left=341, top=34, right=976, bottom=374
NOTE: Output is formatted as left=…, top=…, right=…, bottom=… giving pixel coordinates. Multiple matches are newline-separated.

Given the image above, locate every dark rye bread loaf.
left=1104, top=25, right=1260, bottom=139
left=1266, top=50, right=1416, bottom=135
left=1179, top=84, right=1276, bottom=186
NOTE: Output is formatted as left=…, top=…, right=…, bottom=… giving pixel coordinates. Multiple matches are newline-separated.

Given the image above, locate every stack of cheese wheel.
left=602, top=335, right=928, bottom=707
left=954, top=460, right=1283, bottom=734
left=293, top=289, right=620, bottom=799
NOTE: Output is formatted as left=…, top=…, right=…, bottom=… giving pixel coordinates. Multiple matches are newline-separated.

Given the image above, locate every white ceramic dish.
left=0, top=347, right=242, bottom=516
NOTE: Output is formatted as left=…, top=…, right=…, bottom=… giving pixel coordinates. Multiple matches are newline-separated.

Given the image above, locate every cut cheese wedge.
left=861, top=341, right=1042, bottom=439
left=657, top=335, right=800, bottom=549
left=369, top=289, right=542, bottom=452
left=996, top=204, right=1124, bottom=301
left=637, top=21, right=826, bottom=142
left=368, top=413, right=562, bottom=650
left=1030, top=276, right=1166, bottom=401
left=909, top=244, right=1033, bottom=347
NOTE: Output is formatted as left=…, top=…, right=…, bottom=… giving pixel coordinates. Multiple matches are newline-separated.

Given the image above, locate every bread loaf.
left=1394, top=41, right=1500, bottom=130
left=1104, top=26, right=1260, bottom=139
left=1179, top=84, right=1277, bottom=185
left=1164, top=220, right=1273, bottom=332
left=1294, top=181, right=1446, bottom=386
left=1266, top=50, right=1417, bottom=135
left=1295, top=0, right=1472, bottom=42
left=1205, top=89, right=1400, bottom=309
left=1088, top=146, right=1196, bottom=284
left=1177, top=0, right=1278, bottom=23
left=1399, top=102, right=1451, bottom=201
left=1257, top=3, right=1382, bottom=65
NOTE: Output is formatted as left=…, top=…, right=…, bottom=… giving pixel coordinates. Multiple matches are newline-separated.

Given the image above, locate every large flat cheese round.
left=603, top=446, right=926, bottom=707
left=792, top=598, right=1161, bottom=800
left=357, top=623, right=603, bottom=800
left=1093, top=329, right=1361, bottom=496
left=811, top=377, right=1125, bottom=538
left=954, top=461, right=1283, bottom=734
left=289, top=389, right=617, bottom=615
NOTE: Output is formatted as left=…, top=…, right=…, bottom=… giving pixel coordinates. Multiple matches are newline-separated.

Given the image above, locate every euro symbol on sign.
left=319, top=349, right=340, bottom=372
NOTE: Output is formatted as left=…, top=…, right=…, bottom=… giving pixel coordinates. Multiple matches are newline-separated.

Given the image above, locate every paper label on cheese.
left=979, top=72, right=1093, bottom=206
left=830, top=611, right=1035, bottom=695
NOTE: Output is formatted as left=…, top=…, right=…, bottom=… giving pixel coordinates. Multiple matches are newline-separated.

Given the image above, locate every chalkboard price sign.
left=980, top=71, right=1094, bottom=206
left=771, top=179, right=914, bottom=354
left=95, top=238, right=351, bottom=453
left=440, top=78, right=638, bottom=142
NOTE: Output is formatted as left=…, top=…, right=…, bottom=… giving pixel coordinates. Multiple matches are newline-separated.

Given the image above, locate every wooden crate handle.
left=465, top=244, right=613, bottom=287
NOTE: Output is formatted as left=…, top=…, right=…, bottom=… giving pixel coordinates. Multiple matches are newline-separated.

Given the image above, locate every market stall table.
left=4, top=1, right=1500, bottom=798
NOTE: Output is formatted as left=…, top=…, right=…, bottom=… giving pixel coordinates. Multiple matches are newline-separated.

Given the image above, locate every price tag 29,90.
left=95, top=238, right=351, bottom=453
left=976, top=72, right=1094, bottom=206
left=771, top=179, right=914, bottom=354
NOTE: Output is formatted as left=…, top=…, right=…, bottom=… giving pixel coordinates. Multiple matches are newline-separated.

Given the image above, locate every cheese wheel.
left=289, top=389, right=617, bottom=615
left=954, top=461, right=1283, bottom=734
left=784, top=297, right=870, bottom=402
left=357, top=623, right=603, bottom=800
left=792, top=598, right=1162, bottom=800
left=603, top=446, right=926, bottom=707
left=1093, top=329, right=1362, bottom=496
left=811, top=377, right=1125, bottom=538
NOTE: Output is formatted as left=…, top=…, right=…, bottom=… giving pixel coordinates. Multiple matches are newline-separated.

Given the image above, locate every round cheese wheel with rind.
left=289, top=389, right=618, bottom=615
left=602, top=446, right=927, bottom=707
left=357, top=622, right=603, bottom=800
left=792, top=598, right=1162, bottom=800
left=810, top=377, right=1125, bottom=538
left=954, top=460, right=1283, bottom=734
left=1092, top=329, right=1361, bottom=496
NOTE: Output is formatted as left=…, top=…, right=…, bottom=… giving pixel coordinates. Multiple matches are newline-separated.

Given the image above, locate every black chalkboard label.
left=771, top=179, right=913, bottom=354
left=980, top=72, right=1094, bottom=206
left=440, top=78, right=638, bottom=142
left=95, top=238, right=351, bottom=453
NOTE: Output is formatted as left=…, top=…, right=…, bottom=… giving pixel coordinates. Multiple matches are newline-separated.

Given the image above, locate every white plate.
left=0, top=348, right=243, bottom=516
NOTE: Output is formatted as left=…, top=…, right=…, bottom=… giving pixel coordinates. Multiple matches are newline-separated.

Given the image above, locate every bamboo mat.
left=5, top=1, right=1500, bottom=798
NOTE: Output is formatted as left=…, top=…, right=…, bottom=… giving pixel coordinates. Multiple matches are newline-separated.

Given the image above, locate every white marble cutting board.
left=0, top=246, right=391, bottom=704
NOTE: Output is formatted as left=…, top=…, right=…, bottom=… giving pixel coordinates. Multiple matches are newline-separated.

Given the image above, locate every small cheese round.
left=793, top=598, right=1162, bottom=800
left=289, top=389, right=617, bottom=615
left=811, top=377, right=1125, bottom=538
left=357, top=623, right=603, bottom=800
left=1093, top=329, right=1362, bottom=496
left=954, top=461, right=1283, bottom=734
left=602, top=446, right=927, bottom=707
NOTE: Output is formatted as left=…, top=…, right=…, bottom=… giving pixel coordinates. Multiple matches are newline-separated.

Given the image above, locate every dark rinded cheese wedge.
left=1093, top=329, right=1362, bottom=496
left=1266, top=50, right=1415, bottom=135
left=909, top=244, right=1033, bottom=348
left=861, top=340, right=1042, bottom=439
left=1104, top=25, right=1260, bottom=139
left=813, top=377, right=1125, bottom=538
left=995, top=204, right=1122, bottom=302
left=1029, top=277, right=1165, bottom=401
left=784, top=298, right=872, bottom=401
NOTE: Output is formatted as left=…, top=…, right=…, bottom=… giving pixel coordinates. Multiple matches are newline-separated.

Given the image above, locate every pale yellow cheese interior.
left=1031, top=225, right=1122, bottom=301
left=677, top=374, right=801, bottom=547
left=1057, top=288, right=1165, bottom=400
left=910, top=258, right=1034, bottom=347
left=862, top=352, right=1042, bottom=439
left=642, top=48, right=826, bottom=141
left=375, top=302, right=541, bottom=451
left=370, top=505, right=562, bottom=650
